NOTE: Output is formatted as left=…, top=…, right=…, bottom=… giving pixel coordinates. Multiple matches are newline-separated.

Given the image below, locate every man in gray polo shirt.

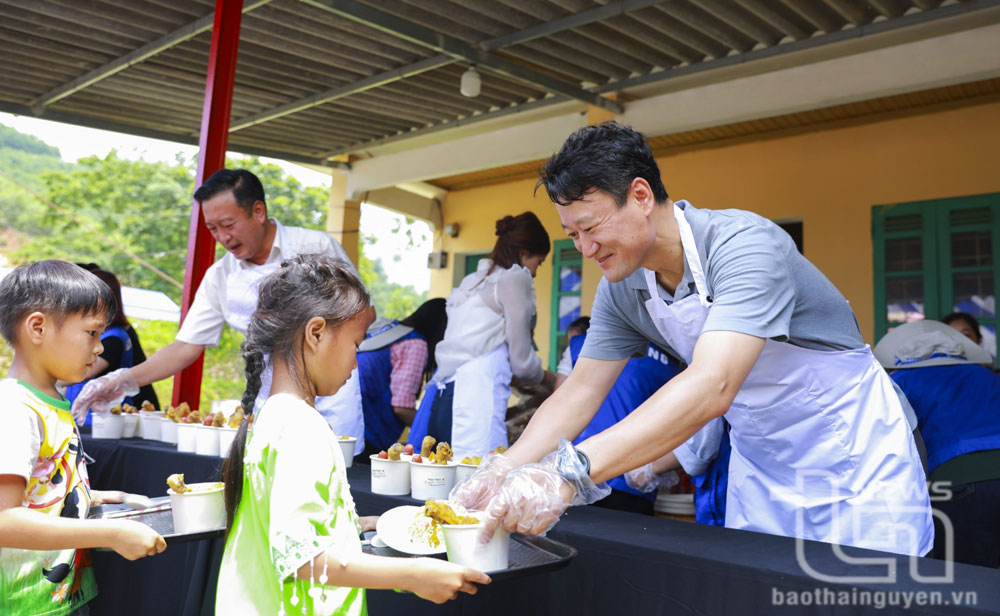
left=454, top=122, right=933, bottom=556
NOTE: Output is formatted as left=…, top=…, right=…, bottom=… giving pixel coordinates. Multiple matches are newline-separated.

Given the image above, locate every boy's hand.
left=408, top=557, right=490, bottom=604
left=110, top=520, right=166, bottom=560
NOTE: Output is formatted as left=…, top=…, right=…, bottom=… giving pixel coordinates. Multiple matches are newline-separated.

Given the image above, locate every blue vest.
left=690, top=422, right=730, bottom=526
left=570, top=334, right=680, bottom=502
left=891, top=364, right=1000, bottom=473
left=357, top=328, right=425, bottom=452
left=65, top=326, right=134, bottom=426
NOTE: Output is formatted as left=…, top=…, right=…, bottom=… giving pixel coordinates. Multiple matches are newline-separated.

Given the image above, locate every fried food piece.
left=461, top=456, right=482, bottom=465
left=166, top=473, right=189, bottom=494
left=423, top=501, right=477, bottom=526
left=492, top=445, right=507, bottom=454
left=140, top=400, right=156, bottom=412
left=212, top=413, right=225, bottom=427
left=432, top=442, right=453, bottom=465
left=387, top=443, right=404, bottom=461
left=227, top=406, right=245, bottom=429
left=420, top=435, right=436, bottom=458
left=177, top=402, right=191, bottom=417
left=109, top=405, right=122, bottom=415
left=122, top=404, right=138, bottom=414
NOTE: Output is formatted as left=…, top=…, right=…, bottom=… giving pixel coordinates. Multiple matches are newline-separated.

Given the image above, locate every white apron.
left=645, top=204, right=933, bottom=555
left=447, top=344, right=512, bottom=458
left=226, top=264, right=365, bottom=456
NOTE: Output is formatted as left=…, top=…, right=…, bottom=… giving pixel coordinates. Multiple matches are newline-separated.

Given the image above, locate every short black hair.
left=0, top=260, right=117, bottom=345
left=567, top=316, right=590, bottom=336
left=538, top=121, right=668, bottom=207
left=193, top=168, right=266, bottom=217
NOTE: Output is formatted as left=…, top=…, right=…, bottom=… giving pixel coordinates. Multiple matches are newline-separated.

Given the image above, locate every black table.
left=82, top=435, right=1000, bottom=615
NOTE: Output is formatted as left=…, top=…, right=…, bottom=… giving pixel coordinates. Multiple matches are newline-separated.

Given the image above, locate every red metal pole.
left=173, top=0, right=244, bottom=409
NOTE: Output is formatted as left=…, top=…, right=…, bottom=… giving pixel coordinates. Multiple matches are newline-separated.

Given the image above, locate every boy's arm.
left=0, top=475, right=166, bottom=559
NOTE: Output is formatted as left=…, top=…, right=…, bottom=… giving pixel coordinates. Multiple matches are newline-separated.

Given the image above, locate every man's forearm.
left=129, top=340, right=206, bottom=386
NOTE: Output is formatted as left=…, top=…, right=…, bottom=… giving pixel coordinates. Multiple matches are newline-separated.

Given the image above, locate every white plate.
left=375, top=505, right=446, bottom=555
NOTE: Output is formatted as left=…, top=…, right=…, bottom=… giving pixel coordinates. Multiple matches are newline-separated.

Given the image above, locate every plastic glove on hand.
left=480, top=439, right=610, bottom=542
left=448, top=453, right=515, bottom=511
left=70, top=368, right=139, bottom=424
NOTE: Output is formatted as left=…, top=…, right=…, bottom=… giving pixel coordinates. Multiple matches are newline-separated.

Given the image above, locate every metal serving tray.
left=362, top=532, right=577, bottom=582
left=87, top=496, right=225, bottom=545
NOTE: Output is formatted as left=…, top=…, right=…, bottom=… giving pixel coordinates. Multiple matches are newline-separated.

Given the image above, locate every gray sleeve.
left=580, top=278, right=649, bottom=361
left=673, top=417, right=724, bottom=476
left=701, top=220, right=797, bottom=341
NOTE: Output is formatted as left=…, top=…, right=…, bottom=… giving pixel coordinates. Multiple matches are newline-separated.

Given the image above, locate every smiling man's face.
left=558, top=186, right=655, bottom=283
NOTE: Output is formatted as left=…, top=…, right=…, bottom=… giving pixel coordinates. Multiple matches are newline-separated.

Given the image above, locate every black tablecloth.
left=82, top=435, right=1000, bottom=616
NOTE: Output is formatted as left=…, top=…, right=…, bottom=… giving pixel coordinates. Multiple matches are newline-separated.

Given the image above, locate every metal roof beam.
left=477, top=0, right=666, bottom=51
left=298, top=0, right=623, bottom=114
left=0, top=100, right=348, bottom=169
left=29, top=0, right=274, bottom=110
left=231, top=0, right=652, bottom=131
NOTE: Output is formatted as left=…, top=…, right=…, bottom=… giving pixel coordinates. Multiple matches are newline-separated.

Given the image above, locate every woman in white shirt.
left=426, top=212, right=551, bottom=457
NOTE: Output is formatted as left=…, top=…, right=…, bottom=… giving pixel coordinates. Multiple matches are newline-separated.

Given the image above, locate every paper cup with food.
left=176, top=422, right=199, bottom=453
left=371, top=443, right=410, bottom=495
left=92, top=407, right=125, bottom=439
left=409, top=441, right=458, bottom=501
left=427, top=500, right=509, bottom=572
left=455, top=454, right=483, bottom=484
left=138, top=411, right=163, bottom=440
left=194, top=425, right=220, bottom=456
left=166, top=474, right=226, bottom=534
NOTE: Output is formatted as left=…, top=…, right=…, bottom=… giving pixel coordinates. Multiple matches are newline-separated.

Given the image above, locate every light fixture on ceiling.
left=460, top=65, right=481, bottom=98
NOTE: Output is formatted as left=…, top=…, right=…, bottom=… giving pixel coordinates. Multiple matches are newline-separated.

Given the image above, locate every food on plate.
left=167, top=473, right=189, bottom=494
left=140, top=400, right=156, bottom=412
left=460, top=456, right=482, bottom=465
left=387, top=443, right=404, bottom=460
left=420, top=436, right=436, bottom=458
left=109, top=405, right=122, bottom=415
left=403, top=443, right=414, bottom=455
left=431, top=442, right=453, bottom=465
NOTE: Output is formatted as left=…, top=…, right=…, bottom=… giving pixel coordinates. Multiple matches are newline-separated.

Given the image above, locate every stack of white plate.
left=654, top=489, right=695, bottom=516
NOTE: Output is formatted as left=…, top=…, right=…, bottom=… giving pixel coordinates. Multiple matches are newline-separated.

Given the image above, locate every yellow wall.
left=430, top=100, right=1000, bottom=361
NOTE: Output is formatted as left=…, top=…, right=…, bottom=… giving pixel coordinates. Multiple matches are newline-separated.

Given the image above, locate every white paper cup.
left=92, top=413, right=124, bottom=439
left=195, top=425, right=220, bottom=456
left=409, top=460, right=457, bottom=501
left=455, top=463, right=478, bottom=484
left=160, top=418, right=179, bottom=445
left=176, top=423, right=199, bottom=453
left=370, top=455, right=410, bottom=495
left=168, top=483, right=226, bottom=534
left=218, top=427, right=238, bottom=458
left=337, top=437, right=357, bottom=468
left=122, top=414, right=139, bottom=438
left=138, top=411, right=162, bottom=440
left=441, top=515, right=509, bottom=572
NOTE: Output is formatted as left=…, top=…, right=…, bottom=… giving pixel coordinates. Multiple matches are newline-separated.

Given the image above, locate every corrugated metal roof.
left=0, top=0, right=997, bottom=167
left=427, top=77, right=1000, bottom=191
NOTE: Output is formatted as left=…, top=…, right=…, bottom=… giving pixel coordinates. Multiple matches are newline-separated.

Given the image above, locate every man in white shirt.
left=70, top=169, right=366, bottom=454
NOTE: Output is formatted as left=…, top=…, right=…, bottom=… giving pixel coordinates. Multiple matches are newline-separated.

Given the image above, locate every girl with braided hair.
left=216, top=254, right=489, bottom=615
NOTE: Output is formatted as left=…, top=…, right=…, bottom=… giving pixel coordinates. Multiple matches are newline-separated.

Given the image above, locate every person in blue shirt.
left=65, top=266, right=158, bottom=423
left=564, top=326, right=680, bottom=515
left=357, top=298, right=447, bottom=455
left=874, top=319, right=1000, bottom=567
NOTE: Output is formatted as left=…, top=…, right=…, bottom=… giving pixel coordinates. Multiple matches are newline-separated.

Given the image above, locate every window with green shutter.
left=872, top=192, right=999, bottom=359
left=549, top=239, right=583, bottom=370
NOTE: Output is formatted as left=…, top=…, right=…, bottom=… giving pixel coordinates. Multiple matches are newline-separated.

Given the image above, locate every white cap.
left=873, top=319, right=993, bottom=369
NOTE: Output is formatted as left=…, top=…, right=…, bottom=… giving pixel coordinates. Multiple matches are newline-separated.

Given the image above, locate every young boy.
left=0, top=260, right=166, bottom=616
